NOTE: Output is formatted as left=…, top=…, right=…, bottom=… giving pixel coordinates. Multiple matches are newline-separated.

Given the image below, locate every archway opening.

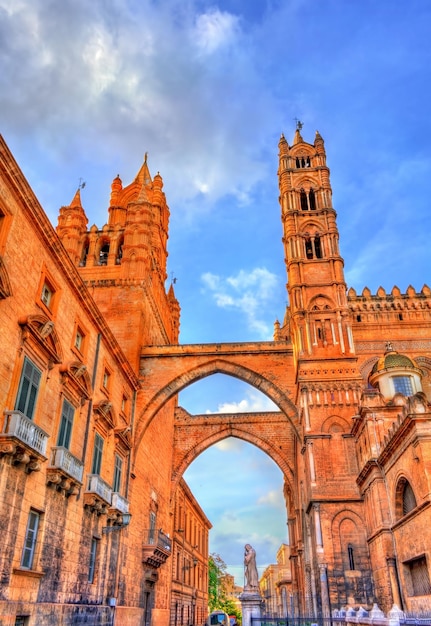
left=183, top=437, right=288, bottom=584
left=178, top=375, right=290, bottom=584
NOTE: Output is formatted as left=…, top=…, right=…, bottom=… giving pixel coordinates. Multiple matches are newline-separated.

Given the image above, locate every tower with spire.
left=277, top=125, right=354, bottom=363
left=56, top=155, right=180, bottom=369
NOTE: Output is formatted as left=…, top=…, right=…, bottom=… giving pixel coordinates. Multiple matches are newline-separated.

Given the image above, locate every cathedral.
left=0, top=127, right=430, bottom=626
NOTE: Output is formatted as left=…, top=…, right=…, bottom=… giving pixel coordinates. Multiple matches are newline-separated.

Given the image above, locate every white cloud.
left=209, top=390, right=278, bottom=414
left=193, top=9, right=240, bottom=55
left=0, top=0, right=276, bottom=217
left=257, top=489, right=284, bottom=509
left=214, top=438, right=244, bottom=452
left=201, top=268, right=280, bottom=339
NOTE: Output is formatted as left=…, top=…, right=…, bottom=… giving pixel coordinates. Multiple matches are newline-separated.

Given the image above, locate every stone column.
left=387, top=557, right=403, bottom=609
left=240, top=592, right=262, bottom=626
left=318, top=563, right=331, bottom=618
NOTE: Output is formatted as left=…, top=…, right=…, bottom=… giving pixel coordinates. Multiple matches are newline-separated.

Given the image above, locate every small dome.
left=370, top=350, right=419, bottom=376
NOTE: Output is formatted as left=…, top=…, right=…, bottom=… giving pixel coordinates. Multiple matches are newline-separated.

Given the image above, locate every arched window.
left=305, top=237, right=313, bottom=259
left=296, top=158, right=300, bottom=168
left=309, top=188, right=316, bottom=210
left=116, top=236, right=124, bottom=265
left=300, top=190, right=308, bottom=211
left=396, top=477, right=417, bottom=519
left=314, top=234, right=322, bottom=258
left=348, top=544, right=355, bottom=570
left=402, top=481, right=417, bottom=516
left=80, top=238, right=89, bottom=267
left=99, top=240, right=110, bottom=266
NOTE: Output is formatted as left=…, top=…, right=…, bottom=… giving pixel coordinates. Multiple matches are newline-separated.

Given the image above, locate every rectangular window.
left=75, top=328, right=84, bottom=351
left=102, top=369, right=110, bottom=390
left=393, top=375, right=414, bottom=395
left=408, top=556, right=431, bottom=596
left=57, top=399, right=74, bottom=449
left=21, top=510, right=40, bottom=569
left=15, top=357, right=41, bottom=420
left=91, top=433, right=104, bottom=475
left=88, top=538, right=98, bottom=583
left=149, top=511, right=156, bottom=544
left=41, top=282, right=53, bottom=308
left=112, top=454, right=123, bottom=493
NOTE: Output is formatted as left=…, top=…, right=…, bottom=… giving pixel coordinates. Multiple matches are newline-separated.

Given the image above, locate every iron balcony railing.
left=142, top=528, right=172, bottom=552
left=142, top=529, right=172, bottom=568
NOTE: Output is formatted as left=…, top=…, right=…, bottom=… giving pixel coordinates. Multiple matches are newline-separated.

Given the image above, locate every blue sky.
left=1, top=0, right=431, bottom=585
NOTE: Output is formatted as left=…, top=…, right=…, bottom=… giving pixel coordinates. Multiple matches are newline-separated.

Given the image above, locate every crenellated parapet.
left=348, top=284, right=431, bottom=322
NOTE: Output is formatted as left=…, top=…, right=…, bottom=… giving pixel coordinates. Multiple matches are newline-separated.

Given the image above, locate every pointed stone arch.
left=171, top=418, right=295, bottom=489
left=134, top=357, right=299, bottom=451
left=300, top=221, right=323, bottom=234
left=321, top=414, right=350, bottom=434
left=331, top=510, right=369, bottom=575
left=169, top=415, right=297, bottom=524
left=308, top=294, right=336, bottom=311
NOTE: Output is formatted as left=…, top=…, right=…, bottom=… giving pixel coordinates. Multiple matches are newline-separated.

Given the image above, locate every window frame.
left=57, top=398, right=75, bottom=449
left=392, top=375, right=414, bottom=396
left=149, top=511, right=156, bottom=544
left=91, top=432, right=104, bottom=475
left=21, top=510, right=41, bottom=570
left=36, top=266, right=60, bottom=318
left=15, top=356, right=42, bottom=421
left=101, top=362, right=112, bottom=396
left=88, top=537, right=99, bottom=583
left=112, top=454, right=123, bottom=493
left=405, top=555, right=431, bottom=597
left=120, top=393, right=129, bottom=418
left=71, top=318, right=88, bottom=359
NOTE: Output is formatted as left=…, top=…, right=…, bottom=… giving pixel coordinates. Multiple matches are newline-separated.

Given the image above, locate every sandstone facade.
left=0, top=127, right=430, bottom=625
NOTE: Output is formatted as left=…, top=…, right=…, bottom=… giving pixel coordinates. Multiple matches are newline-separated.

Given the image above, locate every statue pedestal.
left=240, top=591, right=262, bottom=626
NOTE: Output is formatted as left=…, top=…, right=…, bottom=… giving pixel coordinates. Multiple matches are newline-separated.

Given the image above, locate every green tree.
left=208, top=553, right=228, bottom=612
left=208, top=554, right=241, bottom=624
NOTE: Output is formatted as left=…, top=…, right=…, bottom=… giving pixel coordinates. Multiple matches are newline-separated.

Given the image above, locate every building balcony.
left=0, top=410, right=48, bottom=472
left=47, top=446, right=84, bottom=496
left=83, top=473, right=112, bottom=514
left=142, top=529, right=172, bottom=569
left=108, top=491, right=130, bottom=521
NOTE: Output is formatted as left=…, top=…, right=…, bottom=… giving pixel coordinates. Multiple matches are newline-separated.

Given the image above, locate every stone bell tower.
left=277, top=126, right=373, bottom=615
left=277, top=124, right=354, bottom=363
left=56, top=155, right=180, bottom=370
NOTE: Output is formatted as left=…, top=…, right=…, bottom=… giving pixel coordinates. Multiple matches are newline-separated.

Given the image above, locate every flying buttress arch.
left=170, top=421, right=295, bottom=496
left=134, top=357, right=299, bottom=452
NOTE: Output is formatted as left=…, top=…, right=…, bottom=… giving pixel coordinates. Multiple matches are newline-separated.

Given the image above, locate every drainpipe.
left=125, top=389, right=136, bottom=500
left=81, top=333, right=101, bottom=465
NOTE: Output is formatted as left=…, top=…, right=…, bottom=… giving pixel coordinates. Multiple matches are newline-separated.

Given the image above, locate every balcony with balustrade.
left=108, top=491, right=130, bottom=522
left=47, top=446, right=84, bottom=497
left=83, top=473, right=112, bottom=514
left=142, top=529, right=172, bottom=569
left=0, top=410, right=49, bottom=472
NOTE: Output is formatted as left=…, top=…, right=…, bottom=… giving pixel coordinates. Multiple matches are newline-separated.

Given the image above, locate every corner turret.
left=56, top=188, right=88, bottom=265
